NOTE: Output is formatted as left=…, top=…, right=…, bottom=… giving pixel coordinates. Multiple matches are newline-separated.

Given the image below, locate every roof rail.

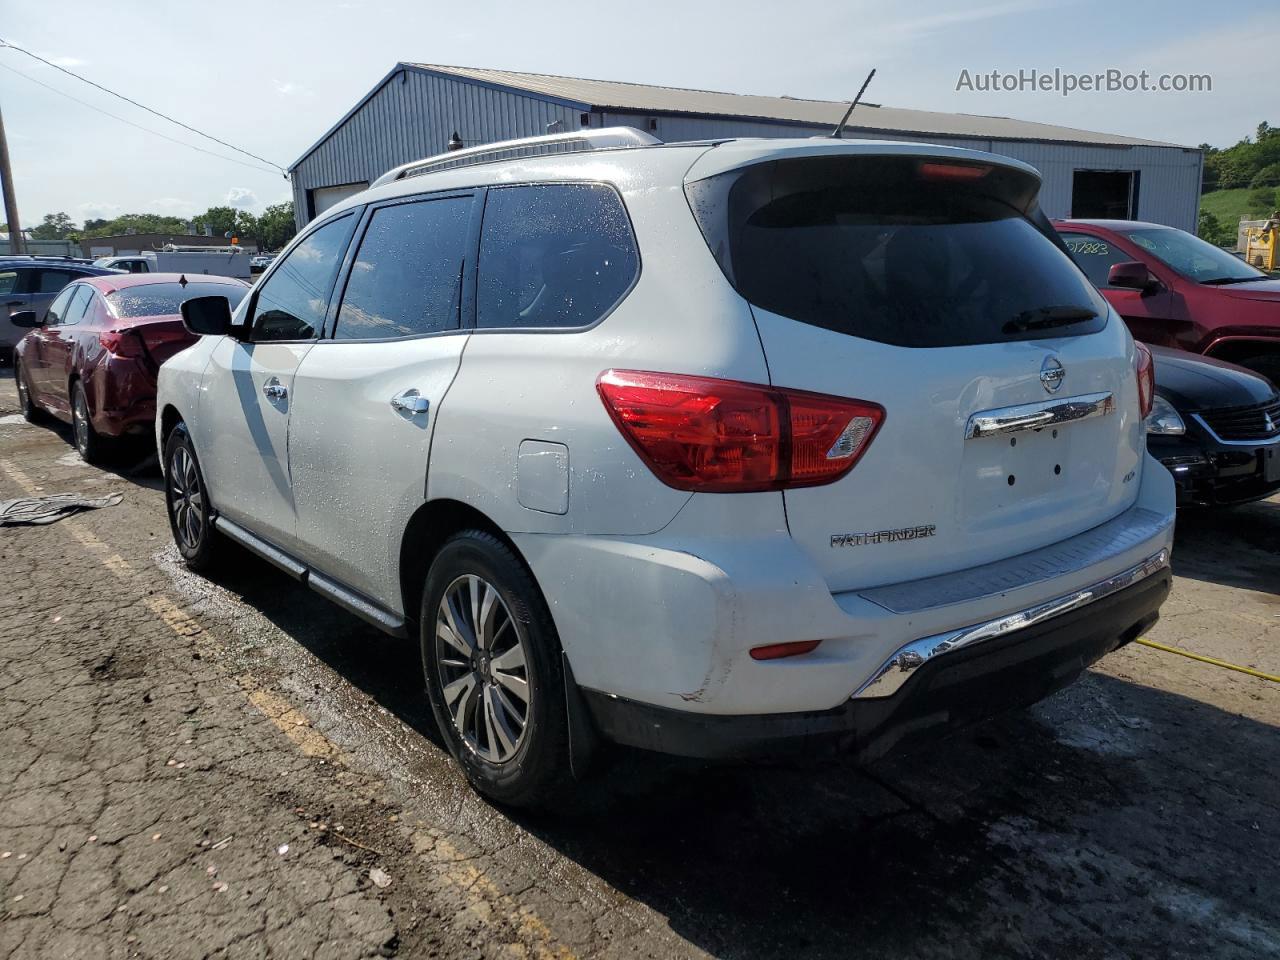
left=370, top=126, right=662, bottom=188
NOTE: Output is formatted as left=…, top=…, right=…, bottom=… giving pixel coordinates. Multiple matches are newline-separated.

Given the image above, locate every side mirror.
left=180, top=295, right=234, bottom=337
left=8, top=310, right=41, bottom=328
left=1108, top=261, right=1160, bottom=294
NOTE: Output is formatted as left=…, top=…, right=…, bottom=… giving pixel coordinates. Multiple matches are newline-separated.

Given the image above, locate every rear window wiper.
left=1002, top=305, right=1098, bottom=334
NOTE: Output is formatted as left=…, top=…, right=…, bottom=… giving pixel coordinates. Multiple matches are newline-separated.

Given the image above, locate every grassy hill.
left=1200, top=187, right=1275, bottom=225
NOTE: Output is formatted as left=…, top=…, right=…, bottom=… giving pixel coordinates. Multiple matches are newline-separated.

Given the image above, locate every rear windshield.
left=107, top=282, right=248, bottom=318
left=685, top=155, right=1108, bottom=348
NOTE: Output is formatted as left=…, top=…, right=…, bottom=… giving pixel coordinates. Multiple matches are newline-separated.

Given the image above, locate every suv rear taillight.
left=597, top=370, right=884, bottom=492
left=1135, top=342, right=1154, bottom=419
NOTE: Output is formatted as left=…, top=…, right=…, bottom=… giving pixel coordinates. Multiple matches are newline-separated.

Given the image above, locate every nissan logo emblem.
left=1040, top=356, right=1065, bottom=394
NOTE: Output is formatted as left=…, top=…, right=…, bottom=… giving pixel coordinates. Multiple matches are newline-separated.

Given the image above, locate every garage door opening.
left=308, top=182, right=369, bottom=220
left=1072, top=170, right=1140, bottom=219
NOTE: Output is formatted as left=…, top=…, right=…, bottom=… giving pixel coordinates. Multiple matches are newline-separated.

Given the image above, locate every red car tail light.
left=1135, top=341, right=1154, bottom=419
left=596, top=370, right=884, bottom=492
left=749, top=639, right=823, bottom=661
left=99, top=330, right=147, bottom=359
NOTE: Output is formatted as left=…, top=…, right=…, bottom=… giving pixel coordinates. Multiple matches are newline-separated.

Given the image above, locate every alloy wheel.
left=168, top=447, right=204, bottom=552
left=72, top=389, right=90, bottom=454
left=435, top=574, right=531, bottom=764
left=16, top=365, right=31, bottom=416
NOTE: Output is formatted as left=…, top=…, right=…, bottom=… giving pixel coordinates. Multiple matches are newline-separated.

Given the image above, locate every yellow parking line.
left=0, top=457, right=578, bottom=959
left=1136, top=637, right=1280, bottom=684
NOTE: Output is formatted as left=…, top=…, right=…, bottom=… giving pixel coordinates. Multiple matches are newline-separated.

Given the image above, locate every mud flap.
left=562, top=653, right=599, bottom=779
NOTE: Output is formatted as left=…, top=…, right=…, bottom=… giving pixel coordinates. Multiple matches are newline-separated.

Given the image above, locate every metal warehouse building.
left=289, top=63, right=1202, bottom=231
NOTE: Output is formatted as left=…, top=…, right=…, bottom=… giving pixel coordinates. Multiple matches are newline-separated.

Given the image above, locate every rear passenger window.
left=1059, top=233, right=1133, bottom=289
left=61, top=285, right=93, bottom=326
left=476, top=183, right=638, bottom=329
left=35, top=269, right=76, bottom=293
left=335, top=196, right=471, bottom=340
left=0, top=271, right=16, bottom=295
left=251, top=214, right=356, bottom=342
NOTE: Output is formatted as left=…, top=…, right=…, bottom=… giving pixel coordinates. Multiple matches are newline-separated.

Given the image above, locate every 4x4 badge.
left=1040, top=356, right=1065, bottom=393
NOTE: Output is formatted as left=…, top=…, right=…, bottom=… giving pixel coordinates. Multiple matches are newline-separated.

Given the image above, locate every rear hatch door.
left=685, top=146, right=1145, bottom=592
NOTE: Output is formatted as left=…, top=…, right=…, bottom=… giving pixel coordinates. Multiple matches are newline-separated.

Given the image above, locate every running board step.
left=211, top=516, right=407, bottom=638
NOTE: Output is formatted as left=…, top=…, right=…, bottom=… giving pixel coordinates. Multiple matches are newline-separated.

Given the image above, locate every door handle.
left=262, top=377, right=288, bottom=401
left=390, top=389, right=429, bottom=415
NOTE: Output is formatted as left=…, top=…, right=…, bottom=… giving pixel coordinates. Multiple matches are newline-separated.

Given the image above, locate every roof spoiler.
left=370, top=126, right=662, bottom=188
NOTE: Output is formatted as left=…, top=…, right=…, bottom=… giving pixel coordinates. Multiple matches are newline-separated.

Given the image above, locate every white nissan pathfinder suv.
left=159, top=129, right=1175, bottom=806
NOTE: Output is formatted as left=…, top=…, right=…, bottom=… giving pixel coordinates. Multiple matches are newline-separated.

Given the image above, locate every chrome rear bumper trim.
left=965, top=391, right=1114, bottom=439
left=850, top=548, right=1170, bottom=700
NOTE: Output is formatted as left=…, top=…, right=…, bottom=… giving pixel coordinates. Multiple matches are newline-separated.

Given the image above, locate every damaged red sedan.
left=13, top=273, right=249, bottom=462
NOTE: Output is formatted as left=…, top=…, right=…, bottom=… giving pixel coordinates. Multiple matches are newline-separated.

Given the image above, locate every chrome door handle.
left=262, top=377, right=288, bottom=401
left=390, top=389, right=429, bottom=415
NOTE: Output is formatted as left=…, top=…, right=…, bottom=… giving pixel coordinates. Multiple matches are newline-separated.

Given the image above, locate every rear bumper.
left=584, top=554, right=1170, bottom=760
left=88, top=357, right=158, bottom=437
left=1148, top=430, right=1280, bottom=506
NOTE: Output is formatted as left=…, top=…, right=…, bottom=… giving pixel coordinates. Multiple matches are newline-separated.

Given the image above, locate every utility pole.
left=0, top=100, right=24, bottom=255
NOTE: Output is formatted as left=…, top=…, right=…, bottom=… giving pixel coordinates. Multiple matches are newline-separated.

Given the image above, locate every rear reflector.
left=750, top=639, right=822, bottom=661
left=917, top=161, right=992, bottom=181
left=597, top=370, right=884, bottom=492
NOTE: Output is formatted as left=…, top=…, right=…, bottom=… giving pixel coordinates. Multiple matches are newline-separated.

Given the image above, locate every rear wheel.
left=164, top=424, right=220, bottom=572
left=71, top=381, right=107, bottom=463
left=420, top=530, right=570, bottom=807
left=15, top=360, right=38, bottom=423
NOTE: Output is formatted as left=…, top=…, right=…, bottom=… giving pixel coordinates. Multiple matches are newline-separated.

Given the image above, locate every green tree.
left=194, top=206, right=239, bottom=238
left=1198, top=210, right=1232, bottom=246
left=254, top=202, right=296, bottom=252
left=29, top=212, right=77, bottom=240
left=79, top=214, right=189, bottom=238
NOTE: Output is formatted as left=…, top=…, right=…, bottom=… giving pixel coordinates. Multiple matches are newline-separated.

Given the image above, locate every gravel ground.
left=1, top=372, right=1277, bottom=960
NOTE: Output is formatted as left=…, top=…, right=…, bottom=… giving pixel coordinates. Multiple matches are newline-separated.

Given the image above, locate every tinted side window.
left=1058, top=233, right=1134, bottom=289
left=251, top=215, right=356, bottom=341
left=61, top=285, right=93, bottom=326
left=335, top=196, right=471, bottom=340
left=44, top=286, right=76, bottom=325
left=0, top=271, right=16, bottom=295
left=476, top=183, right=638, bottom=330
left=36, top=269, right=76, bottom=293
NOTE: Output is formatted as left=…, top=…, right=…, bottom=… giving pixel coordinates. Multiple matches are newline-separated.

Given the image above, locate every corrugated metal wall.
left=292, top=77, right=1202, bottom=232
left=290, top=70, right=583, bottom=227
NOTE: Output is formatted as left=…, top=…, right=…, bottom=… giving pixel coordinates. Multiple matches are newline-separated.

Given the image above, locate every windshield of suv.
left=107, top=281, right=247, bottom=318
left=685, top=154, right=1108, bottom=348
left=1121, top=227, right=1265, bottom=284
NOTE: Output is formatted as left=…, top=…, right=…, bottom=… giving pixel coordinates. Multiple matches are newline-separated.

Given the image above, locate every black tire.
left=163, top=423, right=221, bottom=572
left=420, top=530, right=570, bottom=808
left=71, top=380, right=108, bottom=463
left=1240, top=354, right=1280, bottom=389
left=15, top=359, right=38, bottom=423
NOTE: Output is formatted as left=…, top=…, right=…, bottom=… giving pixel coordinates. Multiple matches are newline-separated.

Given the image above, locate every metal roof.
left=406, top=63, right=1184, bottom=149
left=289, top=62, right=1185, bottom=172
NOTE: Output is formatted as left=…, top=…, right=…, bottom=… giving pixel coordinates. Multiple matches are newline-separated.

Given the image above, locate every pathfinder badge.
left=830, top=525, right=937, bottom=548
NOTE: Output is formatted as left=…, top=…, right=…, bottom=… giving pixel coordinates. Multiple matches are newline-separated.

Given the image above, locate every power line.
left=0, top=36, right=287, bottom=176
left=0, top=61, right=282, bottom=176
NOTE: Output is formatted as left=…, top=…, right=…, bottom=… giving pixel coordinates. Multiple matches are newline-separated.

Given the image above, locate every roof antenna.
left=830, top=68, right=876, bottom=139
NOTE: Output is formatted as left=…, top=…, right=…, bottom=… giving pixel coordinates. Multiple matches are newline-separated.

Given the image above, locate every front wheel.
left=420, top=530, right=570, bottom=807
left=15, top=360, right=38, bottom=423
left=164, top=424, right=221, bottom=572
left=71, top=381, right=107, bottom=463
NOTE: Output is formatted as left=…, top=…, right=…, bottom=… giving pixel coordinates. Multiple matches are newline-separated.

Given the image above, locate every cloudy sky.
left=1, top=0, right=1273, bottom=227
